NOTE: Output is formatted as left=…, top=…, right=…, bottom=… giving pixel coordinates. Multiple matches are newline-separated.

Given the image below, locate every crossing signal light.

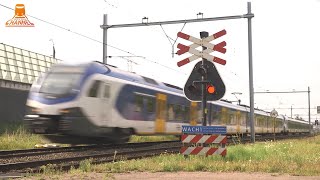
left=185, top=83, right=216, bottom=100
left=207, top=85, right=215, bottom=94
left=184, top=60, right=225, bottom=101
left=198, top=66, right=207, bottom=76
left=187, top=84, right=198, bottom=94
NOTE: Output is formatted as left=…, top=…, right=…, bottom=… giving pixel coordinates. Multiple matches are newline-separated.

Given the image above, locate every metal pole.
left=200, top=31, right=209, bottom=126
left=101, top=14, right=254, bottom=29
left=291, top=105, right=292, bottom=118
left=103, top=14, right=108, bottom=64
left=247, top=2, right=255, bottom=143
left=273, top=117, right=275, bottom=141
left=308, top=86, right=311, bottom=132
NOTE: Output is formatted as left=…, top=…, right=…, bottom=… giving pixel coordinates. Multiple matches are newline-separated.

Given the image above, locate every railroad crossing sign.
left=176, top=29, right=227, bottom=67
left=176, top=30, right=227, bottom=101
left=182, top=125, right=227, bottom=134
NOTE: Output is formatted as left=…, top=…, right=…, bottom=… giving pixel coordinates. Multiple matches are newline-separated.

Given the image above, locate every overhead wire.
left=1, top=3, right=310, bottom=115
left=0, top=3, right=185, bottom=75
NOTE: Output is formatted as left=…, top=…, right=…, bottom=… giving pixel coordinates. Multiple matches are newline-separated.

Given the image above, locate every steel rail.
left=0, top=142, right=181, bottom=173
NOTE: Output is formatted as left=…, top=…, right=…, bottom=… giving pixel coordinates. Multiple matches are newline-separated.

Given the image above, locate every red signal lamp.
left=207, top=85, right=215, bottom=94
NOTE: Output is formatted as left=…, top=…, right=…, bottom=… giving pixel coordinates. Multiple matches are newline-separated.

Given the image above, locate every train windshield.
left=39, top=73, right=82, bottom=95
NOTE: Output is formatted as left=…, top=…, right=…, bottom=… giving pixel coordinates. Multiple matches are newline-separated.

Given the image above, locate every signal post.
left=101, top=2, right=255, bottom=142
left=176, top=30, right=227, bottom=156
left=201, top=31, right=210, bottom=126
left=176, top=30, right=227, bottom=126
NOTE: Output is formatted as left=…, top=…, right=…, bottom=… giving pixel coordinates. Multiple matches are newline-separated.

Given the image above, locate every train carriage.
left=24, top=61, right=311, bottom=143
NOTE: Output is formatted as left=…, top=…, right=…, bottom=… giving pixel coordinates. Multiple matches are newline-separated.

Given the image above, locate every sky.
left=0, top=0, right=320, bottom=122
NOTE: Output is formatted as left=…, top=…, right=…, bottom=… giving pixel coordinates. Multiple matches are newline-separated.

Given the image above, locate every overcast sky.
left=1, top=0, right=319, bottom=121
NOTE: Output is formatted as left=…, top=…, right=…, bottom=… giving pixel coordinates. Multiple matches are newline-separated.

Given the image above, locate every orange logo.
left=5, top=4, right=34, bottom=27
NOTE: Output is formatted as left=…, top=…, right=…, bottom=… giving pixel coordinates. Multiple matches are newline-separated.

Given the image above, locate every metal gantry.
left=101, top=2, right=255, bottom=142
left=255, top=87, right=312, bottom=132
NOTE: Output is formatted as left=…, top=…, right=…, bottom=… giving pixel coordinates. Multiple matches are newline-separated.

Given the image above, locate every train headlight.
left=31, top=108, right=40, bottom=113
left=59, top=107, right=81, bottom=117
left=25, top=106, right=40, bottom=115
left=59, top=109, right=70, bottom=114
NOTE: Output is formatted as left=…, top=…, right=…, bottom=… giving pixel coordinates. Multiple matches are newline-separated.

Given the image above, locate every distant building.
left=0, top=43, right=60, bottom=122
left=0, top=43, right=60, bottom=89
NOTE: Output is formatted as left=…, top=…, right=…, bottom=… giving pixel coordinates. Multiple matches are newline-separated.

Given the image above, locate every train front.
left=24, top=63, right=87, bottom=137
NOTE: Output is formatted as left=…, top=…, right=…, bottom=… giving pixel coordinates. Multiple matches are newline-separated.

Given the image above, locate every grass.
left=0, top=122, right=178, bottom=150
left=129, top=135, right=179, bottom=142
left=0, top=122, right=48, bottom=150
left=65, top=135, right=320, bottom=176
left=2, top=123, right=320, bottom=176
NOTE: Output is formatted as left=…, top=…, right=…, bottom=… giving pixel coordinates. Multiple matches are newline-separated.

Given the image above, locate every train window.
left=197, top=106, right=202, bottom=123
left=134, top=95, right=143, bottom=112
left=167, top=104, right=175, bottom=121
left=230, top=111, right=236, bottom=125
left=175, top=105, right=182, bottom=121
left=88, top=81, right=101, bottom=98
left=103, top=84, right=110, bottom=98
left=221, top=107, right=228, bottom=125
left=241, top=113, right=247, bottom=125
left=146, top=97, right=155, bottom=113
left=211, top=111, right=218, bottom=125
left=183, top=106, right=190, bottom=123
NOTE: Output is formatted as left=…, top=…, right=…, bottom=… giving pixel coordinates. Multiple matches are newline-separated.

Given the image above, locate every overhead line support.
left=101, top=2, right=255, bottom=142
left=100, top=14, right=254, bottom=29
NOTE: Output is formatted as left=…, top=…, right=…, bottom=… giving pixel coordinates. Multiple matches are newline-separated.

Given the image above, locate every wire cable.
left=0, top=3, right=186, bottom=75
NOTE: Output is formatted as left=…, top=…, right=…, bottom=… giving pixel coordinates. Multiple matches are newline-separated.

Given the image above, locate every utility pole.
left=103, top=14, right=108, bottom=64
left=200, top=31, right=208, bottom=126
left=101, top=2, right=255, bottom=140
left=49, top=39, right=55, bottom=59
left=247, top=2, right=255, bottom=143
left=255, top=87, right=312, bottom=133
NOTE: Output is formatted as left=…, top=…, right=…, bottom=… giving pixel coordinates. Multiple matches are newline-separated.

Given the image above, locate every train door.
left=221, top=107, right=228, bottom=125
left=236, top=111, right=241, bottom=133
left=155, top=93, right=167, bottom=133
left=190, top=102, right=198, bottom=125
left=208, top=103, right=212, bottom=125
left=100, top=83, right=111, bottom=126
left=84, top=80, right=104, bottom=126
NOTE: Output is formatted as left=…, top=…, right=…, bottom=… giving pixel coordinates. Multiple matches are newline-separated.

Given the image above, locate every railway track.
left=231, top=133, right=312, bottom=144
left=0, top=134, right=312, bottom=173
left=0, top=141, right=181, bottom=173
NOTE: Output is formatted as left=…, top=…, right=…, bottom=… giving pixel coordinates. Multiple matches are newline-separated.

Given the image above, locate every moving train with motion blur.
left=24, top=61, right=311, bottom=143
